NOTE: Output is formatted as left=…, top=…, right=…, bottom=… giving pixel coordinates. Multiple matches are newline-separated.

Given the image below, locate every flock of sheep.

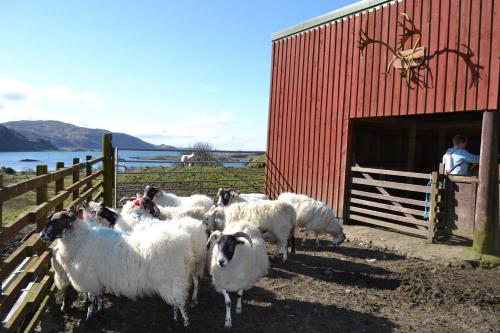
left=40, top=187, right=346, bottom=329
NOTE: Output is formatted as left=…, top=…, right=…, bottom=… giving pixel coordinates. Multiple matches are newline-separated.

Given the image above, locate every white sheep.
left=277, top=192, right=345, bottom=248
left=144, top=185, right=213, bottom=211
left=157, top=205, right=208, bottom=222
left=207, top=221, right=269, bottom=328
left=53, top=207, right=111, bottom=312
left=165, top=217, right=207, bottom=307
left=41, top=207, right=195, bottom=326
left=101, top=199, right=207, bottom=307
left=205, top=200, right=296, bottom=262
left=111, top=198, right=160, bottom=233
left=180, top=152, right=196, bottom=167
left=216, top=188, right=269, bottom=206
left=81, top=201, right=120, bottom=228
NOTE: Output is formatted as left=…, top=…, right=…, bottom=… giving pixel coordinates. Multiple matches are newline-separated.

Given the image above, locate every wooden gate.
left=347, top=165, right=442, bottom=241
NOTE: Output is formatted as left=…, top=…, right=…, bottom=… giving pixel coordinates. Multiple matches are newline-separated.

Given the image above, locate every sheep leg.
left=190, top=274, right=199, bottom=308
left=178, top=304, right=190, bottom=327
left=61, top=287, right=70, bottom=311
left=96, top=295, right=104, bottom=314
left=236, top=289, right=243, bottom=314
left=222, top=289, right=232, bottom=328
left=273, top=244, right=280, bottom=259
left=281, top=241, right=288, bottom=263
left=301, top=231, right=309, bottom=247
left=173, top=306, right=178, bottom=322
left=315, top=232, right=322, bottom=248
left=85, top=294, right=100, bottom=321
left=61, top=286, right=77, bottom=312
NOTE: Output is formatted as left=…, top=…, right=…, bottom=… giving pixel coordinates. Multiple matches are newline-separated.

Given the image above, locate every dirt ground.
left=34, top=237, right=500, bottom=333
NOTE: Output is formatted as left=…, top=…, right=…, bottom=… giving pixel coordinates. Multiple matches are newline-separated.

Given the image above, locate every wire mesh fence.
left=114, top=147, right=266, bottom=206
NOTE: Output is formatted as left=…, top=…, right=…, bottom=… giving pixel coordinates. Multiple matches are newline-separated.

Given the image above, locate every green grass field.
left=116, top=165, right=265, bottom=199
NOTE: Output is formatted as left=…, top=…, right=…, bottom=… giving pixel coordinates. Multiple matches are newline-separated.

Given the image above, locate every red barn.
left=265, top=0, right=499, bottom=253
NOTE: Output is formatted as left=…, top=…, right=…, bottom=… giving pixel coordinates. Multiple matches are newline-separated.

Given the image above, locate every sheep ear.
left=68, top=205, right=78, bottom=216
left=206, top=231, right=222, bottom=248
left=82, top=202, right=89, bottom=210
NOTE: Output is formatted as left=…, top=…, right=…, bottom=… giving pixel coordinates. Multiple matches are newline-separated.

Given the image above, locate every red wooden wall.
left=265, top=0, right=500, bottom=220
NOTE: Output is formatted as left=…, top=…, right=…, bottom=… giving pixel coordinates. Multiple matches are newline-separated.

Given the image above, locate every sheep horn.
left=232, top=232, right=253, bottom=247
left=206, top=230, right=222, bottom=248
left=119, top=197, right=132, bottom=206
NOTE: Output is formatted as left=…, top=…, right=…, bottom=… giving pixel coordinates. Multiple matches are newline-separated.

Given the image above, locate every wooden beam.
left=85, top=155, right=93, bottom=203
left=72, top=158, right=80, bottom=201
left=350, top=198, right=425, bottom=216
left=35, top=165, right=48, bottom=232
left=351, top=166, right=430, bottom=179
left=350, top=189, right=427, bottom=207
left=473, top=110, right=499, bottom=254
left=352, top=177, right=430, bottom=193
left=349, top=206, right=428, bottom=227
left=55, top=162, right=64, bottom=212
left=407, top=123, right=417, bottom=171
left=102, top=134, right=114, bottom=207
left=438, top=131, right=446, bottom=157
left=0, top=174, right=3, bottom=226
left=427, top=171, right=439, bottom=243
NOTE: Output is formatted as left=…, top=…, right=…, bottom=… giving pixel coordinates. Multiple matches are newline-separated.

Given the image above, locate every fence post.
left=55, top=162, right=64, bottom=211
left=473, top=110, right=498, bottom=254
left=36, top=165, right=48, bottom=232
left=102, top=134, right=114, bottom=207
left=427, top=171, right=439, bottom=243
left=0, top=173, right=3, bottom=226
left=72, top=158, right=80, bottom=201
left=86, top=155, right=92, bottom=203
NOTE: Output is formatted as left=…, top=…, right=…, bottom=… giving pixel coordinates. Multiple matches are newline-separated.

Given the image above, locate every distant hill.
left=0, top=125, right=58, bottom=151
left=2, top=120, right=159, bottom=150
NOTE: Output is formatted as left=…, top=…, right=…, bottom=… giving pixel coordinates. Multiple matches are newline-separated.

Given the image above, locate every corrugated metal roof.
left=272, top=0, right=395, bottom=41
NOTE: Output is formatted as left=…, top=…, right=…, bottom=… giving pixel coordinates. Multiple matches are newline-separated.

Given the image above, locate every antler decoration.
left=358, top=13, right=425, bottom=85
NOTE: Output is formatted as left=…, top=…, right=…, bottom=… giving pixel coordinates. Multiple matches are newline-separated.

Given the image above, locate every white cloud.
left=0, top=75, right=103, bottom=109
left=108, top=111, right=266, bottom=150
left=0, top=75, right=266, bottom=150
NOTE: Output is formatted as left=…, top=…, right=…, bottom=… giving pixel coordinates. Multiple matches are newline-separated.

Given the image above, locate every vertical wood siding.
left=266, top=0, right=499, bottom=219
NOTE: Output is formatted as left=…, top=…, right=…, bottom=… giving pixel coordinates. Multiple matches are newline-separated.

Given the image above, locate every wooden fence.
left=0, top=148, right=109, bottom=331
left=347, top=165, right=442, bottom=241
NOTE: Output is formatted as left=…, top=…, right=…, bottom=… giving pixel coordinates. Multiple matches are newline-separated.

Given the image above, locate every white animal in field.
left=181, top=152, right=196, bottom=167
left=41, top=206, right=195, bottom=326
left=207, top=221, right=269, bottom=329
left=144, top=185, right=213, bottom=212
left=277, top=192, right=345, bottom=248
left=205, top=200, right=296, bottom=262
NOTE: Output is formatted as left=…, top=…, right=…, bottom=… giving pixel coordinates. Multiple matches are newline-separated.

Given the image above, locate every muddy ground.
left=36, top=239, right=499, bottom=333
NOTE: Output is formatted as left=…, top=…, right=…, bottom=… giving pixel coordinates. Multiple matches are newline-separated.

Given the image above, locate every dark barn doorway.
left=352, top=113, right=484, bottom=174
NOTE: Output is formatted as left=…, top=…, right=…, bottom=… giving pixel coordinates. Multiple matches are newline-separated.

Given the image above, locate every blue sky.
left=0, top=0, right=354, bottom=149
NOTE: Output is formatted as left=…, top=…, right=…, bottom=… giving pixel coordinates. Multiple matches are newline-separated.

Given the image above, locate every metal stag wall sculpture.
left=358, top=13, right=426, bottom=85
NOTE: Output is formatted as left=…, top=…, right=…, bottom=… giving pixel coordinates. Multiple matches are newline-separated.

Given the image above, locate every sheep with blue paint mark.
left=41, top=206, right=195, bottom=326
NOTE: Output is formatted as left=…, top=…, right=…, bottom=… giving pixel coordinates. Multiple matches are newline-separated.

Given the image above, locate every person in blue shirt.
left=442, top=134, right=480, bottom=176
